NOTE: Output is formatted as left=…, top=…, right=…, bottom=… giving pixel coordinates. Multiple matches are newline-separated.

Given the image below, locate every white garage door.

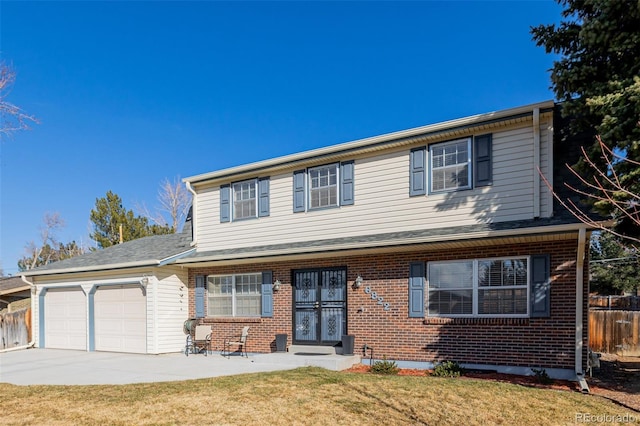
left=95, top=285, right=147, bottom=353
left=45, top=287, right=87, bottom=350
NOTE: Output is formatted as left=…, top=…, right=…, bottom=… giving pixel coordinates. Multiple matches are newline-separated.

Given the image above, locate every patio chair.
left=223, top=326, right=250, bottom=358
left=185, top=325, right=212, bottom=356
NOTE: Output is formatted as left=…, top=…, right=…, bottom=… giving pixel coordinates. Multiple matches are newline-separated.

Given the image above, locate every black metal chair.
left=223, top=326, right=250, bottom=358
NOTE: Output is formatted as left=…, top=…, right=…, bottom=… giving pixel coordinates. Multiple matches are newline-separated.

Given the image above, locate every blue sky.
left=0, top=1, right=562, bottom=276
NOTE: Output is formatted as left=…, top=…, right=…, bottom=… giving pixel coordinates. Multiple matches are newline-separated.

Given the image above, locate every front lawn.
left=1, top=367, right=637, bottom=425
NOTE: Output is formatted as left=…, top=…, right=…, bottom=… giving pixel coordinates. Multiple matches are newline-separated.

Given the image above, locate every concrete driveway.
left=0, top=348, right=299, bottom=385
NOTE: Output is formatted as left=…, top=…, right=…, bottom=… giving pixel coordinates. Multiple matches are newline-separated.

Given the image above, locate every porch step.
left=252, top=352, right=361, bottom=371
left=288, top=345, right=336, bottom=355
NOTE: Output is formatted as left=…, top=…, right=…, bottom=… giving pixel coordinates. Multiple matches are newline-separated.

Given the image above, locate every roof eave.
left=21, top=259, right=162, bottom=277
left=176, top=221, right=591, bottom=266
left=184, top=100, right=555, bottom=185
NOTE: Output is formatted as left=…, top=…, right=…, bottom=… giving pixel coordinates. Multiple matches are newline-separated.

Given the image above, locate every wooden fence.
left=590, top=295, right=640, bottom=311
left=589, top=310, right=640, bottom=356
left=0, top=308, right=30, bottom=350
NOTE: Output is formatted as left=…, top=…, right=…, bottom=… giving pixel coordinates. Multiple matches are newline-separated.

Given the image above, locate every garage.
left=94, top=284, right=147, bottom=353
left=44, top=287, right=87, bottom=350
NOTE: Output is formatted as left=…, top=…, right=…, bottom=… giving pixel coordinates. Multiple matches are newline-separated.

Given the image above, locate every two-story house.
left=22, top=100, right=592, bottom=380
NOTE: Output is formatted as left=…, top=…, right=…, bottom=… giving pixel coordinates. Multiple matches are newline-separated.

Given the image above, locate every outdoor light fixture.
left=273, top=279, right=281, bottom=291
left=354, top=275, right=363, bottom=288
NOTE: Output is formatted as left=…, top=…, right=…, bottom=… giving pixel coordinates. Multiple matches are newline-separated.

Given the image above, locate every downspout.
left=533, top=107, right=541, bottom=218
left=185, top=181, right=197, bottom=247
left=0, top=275, right=37, bottom=353
left=575, top=227, right=589, bottom=392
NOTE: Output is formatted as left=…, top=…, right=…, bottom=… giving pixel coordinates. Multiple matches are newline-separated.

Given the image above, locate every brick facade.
left=188, top=238, right=588, bottom=372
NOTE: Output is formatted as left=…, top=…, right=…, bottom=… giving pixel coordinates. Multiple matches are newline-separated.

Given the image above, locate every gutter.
left=185, top=181, right=198, bottom=247
left=21, top=259, right=167, bottom=277
left=575, top=227, right=589, bottom=393
left=185, top=100, right=555, bottom=185
left=0, top=276, right=37, bottom=353
left=176, top=222, right=594, bottom=265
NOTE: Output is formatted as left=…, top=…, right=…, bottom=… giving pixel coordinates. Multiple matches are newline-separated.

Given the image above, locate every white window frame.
left=207, top=273, right=261, bottom=317
left=427, top=256, right=530, bottom=318
left=308, top=163, right=339, bottom=210
left=429, top=138, right=472, bottom=193
left=232, top=179, right=257, bottom=220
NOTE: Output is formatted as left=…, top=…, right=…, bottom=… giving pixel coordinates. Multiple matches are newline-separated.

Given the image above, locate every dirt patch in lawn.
left=346, top=357, right=640, bottom=412
left=587, top=353, right=640, bottom=412
left=344, top=363, right=579, bottom=391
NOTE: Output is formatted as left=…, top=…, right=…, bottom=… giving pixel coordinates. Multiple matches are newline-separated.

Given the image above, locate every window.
left=207, top=273, right=261, bottom=317
left=293, top=161, right=354, bottom=212
left=233, top=180, right=256, bottom=220
left=430, top=138, right=471, bottom=192
left=309, top=164, right=338, bottom=209
left=427, top=257, right=529, bottom=317
left=220, top=177, right=269, bottom=223
left=409, top=134, right=492, bottom=196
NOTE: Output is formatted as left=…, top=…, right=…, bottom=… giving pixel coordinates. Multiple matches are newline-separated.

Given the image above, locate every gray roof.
left=0, top=276, right=29, bottom=294
left=178, top=215, right=585, bottom=263
left=22, top=229, right=193, bottom=276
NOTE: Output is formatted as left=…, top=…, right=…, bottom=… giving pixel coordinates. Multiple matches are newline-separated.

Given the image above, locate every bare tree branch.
left=538, top=135, right=640, bottom=248
left=137, top=176, right=191, bottom=233
left=0, top=61, right=38, bottom=138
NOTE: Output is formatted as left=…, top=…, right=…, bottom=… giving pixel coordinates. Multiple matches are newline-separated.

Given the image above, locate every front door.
left=293, top=268, right=346, bottom=345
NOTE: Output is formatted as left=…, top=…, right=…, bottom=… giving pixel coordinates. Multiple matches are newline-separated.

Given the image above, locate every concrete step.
left=288, top=345, right=336, bottom=355
left=252, top=352, right=361, bottom=371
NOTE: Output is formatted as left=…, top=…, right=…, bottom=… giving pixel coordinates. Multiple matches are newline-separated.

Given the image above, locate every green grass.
left=1, top=367, right=637, bottom=425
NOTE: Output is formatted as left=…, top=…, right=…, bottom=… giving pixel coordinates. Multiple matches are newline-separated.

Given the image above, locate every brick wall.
left=187, top=238, right=588, bottom=371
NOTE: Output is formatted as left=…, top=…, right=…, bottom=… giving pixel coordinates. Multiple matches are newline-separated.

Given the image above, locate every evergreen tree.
left=89, top=191, right=171, bottom=249
left=590, top=231, right=640, bottom=294
left=531, top=0, right=640, bottom=240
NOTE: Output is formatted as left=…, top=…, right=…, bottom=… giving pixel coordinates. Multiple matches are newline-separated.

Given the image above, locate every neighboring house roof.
left=0, top=276, right=30, bottom=296
left=22, top=228, right=194, bottom=276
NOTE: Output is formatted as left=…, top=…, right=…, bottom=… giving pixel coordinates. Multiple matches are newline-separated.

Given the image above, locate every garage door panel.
left=95, top=285, right=146, bottom=354
left=45, top=288, right=87, bottom=351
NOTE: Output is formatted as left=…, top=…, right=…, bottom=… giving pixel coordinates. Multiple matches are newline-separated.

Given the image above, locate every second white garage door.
left=94, top=285, right=147, bottom=353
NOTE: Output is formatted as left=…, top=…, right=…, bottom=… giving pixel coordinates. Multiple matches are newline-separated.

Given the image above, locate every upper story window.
left=427, top=257, right=529, bottom=317
left=220, top=177, right=270, bottom=223
left=207, top=273, right=262, bottom=317
left=293, top=161, right=354, bottom=212
left=409, top=134, right=492, bottom=196
left=430, top=139, right=471, bottom=192
left=233, top=180, right=257, bottom=220
left=309, top=164, right=338, bottom=209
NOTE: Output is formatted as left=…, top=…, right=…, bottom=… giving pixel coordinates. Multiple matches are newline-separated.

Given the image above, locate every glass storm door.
left=293, top=268, right=346, bottom=345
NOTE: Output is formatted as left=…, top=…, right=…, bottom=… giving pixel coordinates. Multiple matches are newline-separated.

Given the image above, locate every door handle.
left=314, top=301, right=320, bottom=310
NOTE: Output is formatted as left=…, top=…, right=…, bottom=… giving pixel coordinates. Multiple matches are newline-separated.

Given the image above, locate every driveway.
left=0, top=348, right=299, bottom=385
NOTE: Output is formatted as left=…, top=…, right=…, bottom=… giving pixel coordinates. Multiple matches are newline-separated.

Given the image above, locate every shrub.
left=371, top=356, right=399, bottom=375
left=432, top=360, right=464, bottom=378
left=531, top=368, right=553, bottom=385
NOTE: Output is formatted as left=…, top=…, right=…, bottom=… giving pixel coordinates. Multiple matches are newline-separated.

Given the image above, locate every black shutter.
left=293, top=170, right=306, bottom=212
left=474, top=134, right=492, bottom=187
left=340, top=161, right=354, bottom=206
left=530, top=254, right=551, bottom=318
left=195, top=275, right=206, bottom=318
left=220, top=185, right=230, bottom=223
left=408, top=262, right=425, bottom=317
left=261, top=271, right=273, bottom=317
left=258, top=177, right=270, bottom=217
left=410, top=147, right=426, bottom=196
